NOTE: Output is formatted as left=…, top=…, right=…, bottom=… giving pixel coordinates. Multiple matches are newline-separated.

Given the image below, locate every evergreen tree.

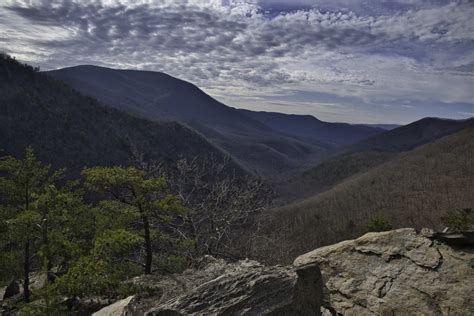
left=53, top=229, right=143, bottom=301
left=32, top=184, right=95, bottom=278
left=0, top=147, right=62, bottom=302
left=82, top=166, right=185, bottom=274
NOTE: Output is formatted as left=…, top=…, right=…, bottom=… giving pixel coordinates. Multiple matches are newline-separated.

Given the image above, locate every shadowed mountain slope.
left=47, top=65, right=382, bottom=175
left=47, top=65, right=266, bottom=131
left=0, top=54, right=242, bottom=177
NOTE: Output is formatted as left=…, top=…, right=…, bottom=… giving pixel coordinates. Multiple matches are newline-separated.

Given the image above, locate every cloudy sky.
left=1, top=0, right=473, bottom=124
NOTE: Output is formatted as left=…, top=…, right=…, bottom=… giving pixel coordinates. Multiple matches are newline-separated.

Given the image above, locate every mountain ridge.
left=47, top=65, right=271, bottom=132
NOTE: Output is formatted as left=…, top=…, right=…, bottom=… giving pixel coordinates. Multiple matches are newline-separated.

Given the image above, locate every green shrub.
left=441, top=208, right=473, bottom=231
left=367, top=215, right=393, bottom=232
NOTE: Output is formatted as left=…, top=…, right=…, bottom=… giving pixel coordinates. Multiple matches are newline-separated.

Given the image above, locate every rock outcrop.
left=149, top=261, right=323, bottom=315
left=94, top=257, right=323, bottom=315
left=95, top=228, right=473, bottom=316
left=294, top=228, right=474, bottom=315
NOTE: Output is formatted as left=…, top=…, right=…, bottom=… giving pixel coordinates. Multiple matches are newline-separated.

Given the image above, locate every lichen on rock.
left=294, top=228, right=474, bottom=315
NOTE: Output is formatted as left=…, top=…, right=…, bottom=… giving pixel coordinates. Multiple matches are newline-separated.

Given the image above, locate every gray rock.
left=93, top=296, right=136, bottom=316
left=294, top=228, right=474, bottom=316
left=148, top=260, right=323, bottom=315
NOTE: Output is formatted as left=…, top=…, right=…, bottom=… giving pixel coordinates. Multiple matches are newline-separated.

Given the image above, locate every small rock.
left=93, top=296, right=136, bottom=316
left=420, top=228, right=435, bottom=238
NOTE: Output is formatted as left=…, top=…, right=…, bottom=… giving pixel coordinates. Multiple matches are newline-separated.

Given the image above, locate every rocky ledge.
left=295, top=228, right=474, bottom=315
left=95, top=228, right=474, bottom=315
left=94, top=258, right=323, bottom=316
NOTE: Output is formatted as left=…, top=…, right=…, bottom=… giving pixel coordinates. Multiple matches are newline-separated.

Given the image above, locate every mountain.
left=349, top=117, right=474, bottom=153
left=47, top=65, right=382, bottom=175
left=277, top=117, right=474, bottom=200
left=46, top=65, right=265, bottom=131
left=0, top=54, right=242, bottom=177
left=237, top=109, right=383, bottom=146
left=261, top=126, right=474, bottom=262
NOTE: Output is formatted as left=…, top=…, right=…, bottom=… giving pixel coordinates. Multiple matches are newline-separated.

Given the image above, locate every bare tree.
left=129, top=147, right=271, bottom=260
left=168, top=157, right=271, bottom=259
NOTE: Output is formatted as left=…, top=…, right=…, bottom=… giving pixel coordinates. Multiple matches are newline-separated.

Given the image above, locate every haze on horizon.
left=1, top=0, right=473, bottom=124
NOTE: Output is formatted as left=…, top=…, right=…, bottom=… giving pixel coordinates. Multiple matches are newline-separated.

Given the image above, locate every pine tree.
left=82, top=166, right=185, bottom=274
left=0, top=147, right=62, bottom=302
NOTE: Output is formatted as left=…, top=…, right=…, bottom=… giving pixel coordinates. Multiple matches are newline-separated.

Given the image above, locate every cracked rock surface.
left=149, top=261, right=323, bottom=315
left=294, top=228, right=474, bottom=315
left=95, top=257, right=323, bottom=315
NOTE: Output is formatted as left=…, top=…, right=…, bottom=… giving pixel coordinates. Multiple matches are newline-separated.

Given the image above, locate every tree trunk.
left=42, top=219, right=53, bottom=283
left=23, top=241, right=30, bottom=303
left=143, top=216, right=152, bottom=274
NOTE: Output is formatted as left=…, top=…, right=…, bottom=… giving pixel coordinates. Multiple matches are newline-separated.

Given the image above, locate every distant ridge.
left=237, top=109, right=383, bottom=146
left=361, top=124, right=401, bottom=130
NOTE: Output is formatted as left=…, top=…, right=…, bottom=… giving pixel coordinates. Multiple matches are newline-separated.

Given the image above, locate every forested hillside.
left=255, top=127, right=474, bottom=263
left=277, top=117, right=474, bottom=201
left=0, top=54, right=242, bottom=177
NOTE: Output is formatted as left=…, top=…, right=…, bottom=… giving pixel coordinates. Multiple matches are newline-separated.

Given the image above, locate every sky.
left=1, top=0, right=473, bottom=124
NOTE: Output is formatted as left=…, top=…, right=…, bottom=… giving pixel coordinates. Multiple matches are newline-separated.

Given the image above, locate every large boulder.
left=148, top=260, right=323, bottom=315
left=94, top=257, right=323, bottom=315
left=294, top=228, right=474, bottom=315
